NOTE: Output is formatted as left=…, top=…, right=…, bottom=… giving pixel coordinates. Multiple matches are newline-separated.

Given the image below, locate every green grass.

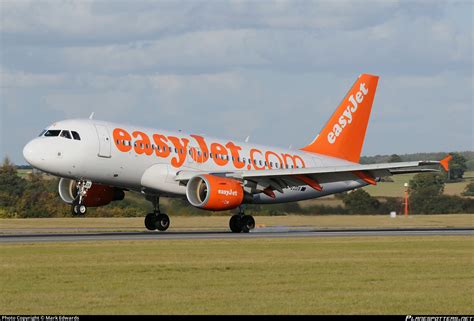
left=1, top=236, right=472, bottom=314
left=1, top=214, right=472, bottom=234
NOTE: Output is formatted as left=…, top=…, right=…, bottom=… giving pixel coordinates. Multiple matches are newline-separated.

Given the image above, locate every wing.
left=175, top=160, right=443, bottom=195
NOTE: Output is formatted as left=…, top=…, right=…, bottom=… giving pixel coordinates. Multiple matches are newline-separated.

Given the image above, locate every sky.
left=1, top=0, right=473, bottom=165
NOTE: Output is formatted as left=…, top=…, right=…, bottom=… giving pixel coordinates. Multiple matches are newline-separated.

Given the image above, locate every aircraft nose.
left=23, top=139, right=43, bottom=167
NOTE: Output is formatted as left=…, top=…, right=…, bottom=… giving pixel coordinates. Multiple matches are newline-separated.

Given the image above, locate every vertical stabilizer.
left=300, top=74, right=379, bottom=163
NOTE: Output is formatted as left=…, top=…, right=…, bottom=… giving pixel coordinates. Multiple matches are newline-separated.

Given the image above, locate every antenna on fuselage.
left=89, top=112, right=95, bottom=120
left=245, top=136, right=250, bottom=143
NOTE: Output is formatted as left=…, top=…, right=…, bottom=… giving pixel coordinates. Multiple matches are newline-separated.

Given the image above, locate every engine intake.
left=58, top=178, right=125, bottom=207
left=186, top=174, right=244, bottom=211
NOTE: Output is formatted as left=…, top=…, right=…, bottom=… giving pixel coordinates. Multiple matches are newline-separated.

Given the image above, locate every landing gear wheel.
left=71, top=204, right=79, bottom=216
left=145, top=213, right=157, bottom=231
left=156, top=213, right=170, bottom=231
left=71, top=203, right=87, bottom=216
left=241, top=215, right=255, bottom=233
left=77, top=204, right=87, bottom=215
left=229, top=215, right=243, bottom=233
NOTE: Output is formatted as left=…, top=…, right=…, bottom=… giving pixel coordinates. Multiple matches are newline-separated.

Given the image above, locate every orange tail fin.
left=300, top=73, right=379, bottom=163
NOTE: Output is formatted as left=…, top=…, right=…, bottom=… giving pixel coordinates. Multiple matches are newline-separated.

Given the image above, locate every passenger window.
left=71, top=131, right=81, bottom=140
left=44, top=130, right=61, bottom=137
left=60, top=130, right=72, bottom=139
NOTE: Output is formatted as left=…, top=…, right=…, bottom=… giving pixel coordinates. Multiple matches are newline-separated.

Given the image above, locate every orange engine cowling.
left=58, top=178, right=125, bottom=207
left=186, top=174, right=244, bottom=211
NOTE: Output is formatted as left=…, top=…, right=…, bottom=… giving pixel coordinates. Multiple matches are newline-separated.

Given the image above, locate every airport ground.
left=0, top=215, right=473, bottom=314
left=1, top=214, right=472, bottom=234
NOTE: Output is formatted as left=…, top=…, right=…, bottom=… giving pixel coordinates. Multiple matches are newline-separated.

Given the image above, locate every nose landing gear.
left=71, top=180, right=92, bottom=216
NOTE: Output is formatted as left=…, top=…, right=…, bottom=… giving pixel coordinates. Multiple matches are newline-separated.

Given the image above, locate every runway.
left=0, top=227, right=472, bottom=243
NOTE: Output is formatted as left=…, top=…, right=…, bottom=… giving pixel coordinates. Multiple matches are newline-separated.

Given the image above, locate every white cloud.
left=1, top=70, right=66, bottom=88
left=0, top=0, right=472, bottom=163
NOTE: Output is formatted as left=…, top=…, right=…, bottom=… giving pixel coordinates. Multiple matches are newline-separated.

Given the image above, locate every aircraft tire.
left=156, top=213, right=170, bottom=231
left=78, top=204, right=87, bottom=215
left=145, top=213, right=157, bottom=231
left=229, top=215, right=242, bottom=233
left=241, top=215, right=255, bottom=233
left=71, top=204, right=79, bottom=216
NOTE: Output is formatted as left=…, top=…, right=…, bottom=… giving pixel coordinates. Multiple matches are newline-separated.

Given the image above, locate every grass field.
left=1, top=236, right=472, bottom=314
left=1, top=214, right=472, bottom=234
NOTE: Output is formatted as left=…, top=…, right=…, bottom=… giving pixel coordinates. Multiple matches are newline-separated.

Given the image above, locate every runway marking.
left=0, top=228, right=472, bottom=243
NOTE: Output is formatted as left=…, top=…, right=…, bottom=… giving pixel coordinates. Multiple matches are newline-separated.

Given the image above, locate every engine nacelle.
left=58, top=178, right=125, bottom=207
left=186, top=174, right=244, bottom=211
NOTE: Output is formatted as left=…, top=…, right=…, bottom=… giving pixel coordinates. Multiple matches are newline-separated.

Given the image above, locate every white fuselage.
left=23, top=119, right=368, bottom=204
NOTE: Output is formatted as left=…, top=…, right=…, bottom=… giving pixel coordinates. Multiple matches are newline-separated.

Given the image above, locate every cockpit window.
left=71, top=131, right=81, bottom=140
left=60, top=130, right=72, bottom=139
left=44, top=130, right=61, bottom=137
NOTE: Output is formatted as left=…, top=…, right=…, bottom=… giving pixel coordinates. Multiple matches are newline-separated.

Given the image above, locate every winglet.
left=440, top=155, right=452, bottom=172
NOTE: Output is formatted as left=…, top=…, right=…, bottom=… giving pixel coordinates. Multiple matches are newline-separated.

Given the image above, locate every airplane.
left=22, top=73, right=450, bottom=233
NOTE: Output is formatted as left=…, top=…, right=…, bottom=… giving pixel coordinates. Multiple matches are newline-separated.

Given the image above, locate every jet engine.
left=58, top=178, right=125, bottom=207
left=186, top=174, right=244, bottom=211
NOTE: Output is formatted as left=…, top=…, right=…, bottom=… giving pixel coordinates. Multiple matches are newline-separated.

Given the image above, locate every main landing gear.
left=229, top=206, right=255, bottom=233
left=144, top=196, right=170, bottom=232
left=71, top=180, right=91, bottom=216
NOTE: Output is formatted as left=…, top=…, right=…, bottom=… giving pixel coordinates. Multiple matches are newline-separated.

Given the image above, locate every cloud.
left=3, top=1, right=469, bottom=77
left=1, top=0, right=400, bottom=45
left=1, top=70, right=67, bottom=89
left=0, top=0, right=472, bottom=163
